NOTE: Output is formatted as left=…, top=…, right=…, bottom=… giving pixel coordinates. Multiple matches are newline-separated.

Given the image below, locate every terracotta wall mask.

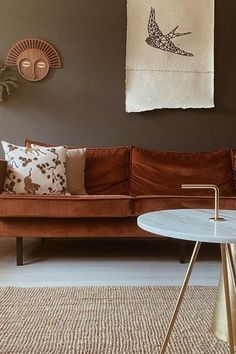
left=6, top=38, right=61, bottom=81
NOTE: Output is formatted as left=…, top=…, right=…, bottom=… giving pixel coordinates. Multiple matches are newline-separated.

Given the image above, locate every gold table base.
left=159, top=243, right=236, bottom=354
left=211, top=244, right=236, bottom=345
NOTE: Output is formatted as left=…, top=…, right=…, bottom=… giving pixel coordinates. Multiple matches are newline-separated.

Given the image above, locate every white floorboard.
left=0, top=238, right=221, bottom=287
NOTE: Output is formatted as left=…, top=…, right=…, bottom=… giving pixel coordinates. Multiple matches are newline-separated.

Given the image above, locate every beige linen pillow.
left=32, top=144, right=87, bottom=195
left=2, top=141, right=67, bottom=195
left=66, top=149, right=87, bottom=194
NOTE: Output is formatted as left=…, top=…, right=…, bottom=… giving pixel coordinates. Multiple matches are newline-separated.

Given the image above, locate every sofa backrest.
left=24, top=139, right=130, bottom=195
left=130, top=146, right=234, bottom=196
left=84, top=147, right=129, bottom=194
left=25, top=139, right=235, bottom=197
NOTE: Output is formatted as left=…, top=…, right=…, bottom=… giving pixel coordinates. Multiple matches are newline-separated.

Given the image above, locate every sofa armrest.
left=0, top=160, right=7, bottom=193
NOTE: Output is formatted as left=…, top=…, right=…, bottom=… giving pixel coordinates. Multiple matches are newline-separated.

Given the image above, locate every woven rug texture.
left=0, top=286, right=231, bottom=354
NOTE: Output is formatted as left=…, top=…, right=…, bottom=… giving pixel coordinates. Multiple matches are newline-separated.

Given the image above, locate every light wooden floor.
left=0, top=237, right=221, bottom=287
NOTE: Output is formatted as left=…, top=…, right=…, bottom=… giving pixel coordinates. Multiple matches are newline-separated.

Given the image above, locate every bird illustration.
left=24, top=168, right=40, bottom=194
left=146, top=7, right=194, bottom=57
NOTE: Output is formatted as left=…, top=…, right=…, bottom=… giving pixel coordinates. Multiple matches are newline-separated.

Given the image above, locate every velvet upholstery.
left=84, top=148, right=129, bottom=195
left=0, top=217, right=153, bottom=238
left=0, top=143, right=235, bottom=243
left=134, top=195, right=236, bottom=216
left=231, top=149, right=236, bottom=189
left=25, top=139, right=130, bottom=195
left=130, top=147, right=234, bottom=196
left=0, top=193, right=133, bottom=218
left=0, top=160, right=7, bottom=193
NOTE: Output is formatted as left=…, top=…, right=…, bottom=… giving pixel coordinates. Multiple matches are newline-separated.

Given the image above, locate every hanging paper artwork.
left=126, top=0, right=214, bottom=112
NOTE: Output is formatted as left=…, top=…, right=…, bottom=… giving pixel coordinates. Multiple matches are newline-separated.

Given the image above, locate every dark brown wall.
left=0, top=0, right=235, bottom=155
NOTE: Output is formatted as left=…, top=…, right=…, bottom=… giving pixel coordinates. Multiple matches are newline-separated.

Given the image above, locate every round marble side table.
left=138, top=209, right=236, bottom=354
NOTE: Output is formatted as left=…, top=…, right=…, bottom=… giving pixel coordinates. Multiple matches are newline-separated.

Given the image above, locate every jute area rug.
left=0, top=286, right=230, bottom=354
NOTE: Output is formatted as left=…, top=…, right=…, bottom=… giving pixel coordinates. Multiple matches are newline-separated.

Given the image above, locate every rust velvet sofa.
left=0, top=139, right=236, bottom=266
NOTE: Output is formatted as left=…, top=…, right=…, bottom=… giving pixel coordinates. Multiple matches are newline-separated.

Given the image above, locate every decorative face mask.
left=6, top=38, right=61, bottom=81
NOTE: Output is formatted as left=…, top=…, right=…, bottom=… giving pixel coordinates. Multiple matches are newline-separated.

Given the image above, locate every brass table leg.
left=220, top=244, right=235, bottom=354
left=159, top=241, right=201, bottom=354
left=226, top=245, right=236, bottom=294
left=211, top=244, right=236, bottom=347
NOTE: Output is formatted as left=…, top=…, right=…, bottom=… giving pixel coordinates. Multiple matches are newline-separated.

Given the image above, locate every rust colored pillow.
left=25, top=139, right=130, bottom=195
left=131, top=147, right=234, bottom=196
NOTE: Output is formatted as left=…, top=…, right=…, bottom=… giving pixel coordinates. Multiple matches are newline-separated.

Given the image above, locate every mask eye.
left=21, top=60, right=31, bottom=68
left=37, top=61, right=46, bottom=69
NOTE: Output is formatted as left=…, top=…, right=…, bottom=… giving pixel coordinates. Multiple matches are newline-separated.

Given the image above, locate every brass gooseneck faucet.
left=181, top=184, right=226, bottom=221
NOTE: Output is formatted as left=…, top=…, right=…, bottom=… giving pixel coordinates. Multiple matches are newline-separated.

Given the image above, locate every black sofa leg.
left=180, top=240, right=188, bottom=264
left=16, top=237, right=23, bottom=266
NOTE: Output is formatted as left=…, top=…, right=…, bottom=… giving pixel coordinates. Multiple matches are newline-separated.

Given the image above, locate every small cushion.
left=66, top=148, right=87, bottom=195
left=2, top=141, right=67, bottom=195
left=131, top=147, right=234, bottom=196
left=32, top=144, right=87, bottom=195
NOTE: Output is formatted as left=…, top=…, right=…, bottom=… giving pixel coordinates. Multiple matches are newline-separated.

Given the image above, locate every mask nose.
left=31, top=63, right=37, bottom=80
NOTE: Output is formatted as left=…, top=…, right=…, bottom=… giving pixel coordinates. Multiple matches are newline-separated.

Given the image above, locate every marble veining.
left=138, top=209, right=236, bottom=243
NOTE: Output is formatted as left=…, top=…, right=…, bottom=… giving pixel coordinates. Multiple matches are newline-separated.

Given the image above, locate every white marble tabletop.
left=137, top=209, right=236, bottom=244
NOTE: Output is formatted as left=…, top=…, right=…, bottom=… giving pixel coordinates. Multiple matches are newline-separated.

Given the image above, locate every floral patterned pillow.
left=2, top=141, right=67, bottom=195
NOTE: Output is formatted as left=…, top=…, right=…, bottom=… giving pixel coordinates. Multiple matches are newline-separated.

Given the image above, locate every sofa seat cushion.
left=131, top=147, right=234, bottom=196
left=0, top=193, right=133, bottom=218
left=134, top=195, right=236, bottom=216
